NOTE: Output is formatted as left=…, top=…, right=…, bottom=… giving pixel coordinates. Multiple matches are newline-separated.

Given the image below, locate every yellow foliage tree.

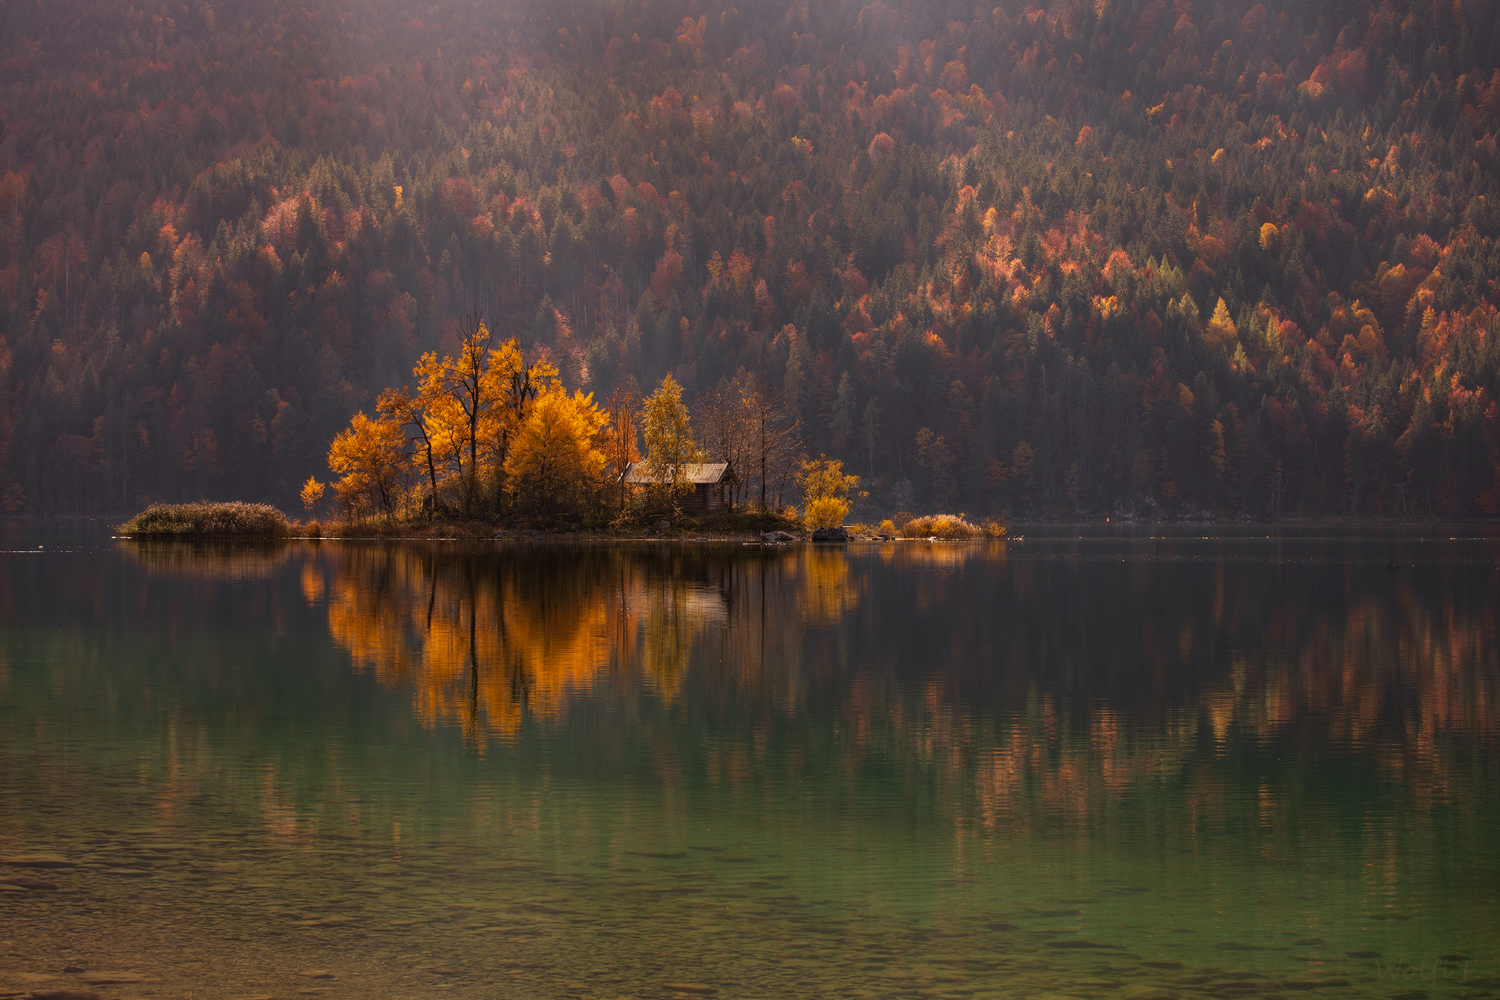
left=328, top=411, right=409, bottom=519
left=378, top=384, right=439, bottom=505
left=640, top=373, right=703, bottom=498
left=300, top=476, right=326, bottom=521
left=486, top=340, right=560, bottom=492
left=503, top=385, right=609, bottom=515
left=1206, top=296, right=1239, bottom=350
left=423, top=388, right=473, bottom=499
left=407, top=326, right=559, bottom=513
left=434, top=320, right=502, bottom=512
left=797, top=455, right=860, bottom=530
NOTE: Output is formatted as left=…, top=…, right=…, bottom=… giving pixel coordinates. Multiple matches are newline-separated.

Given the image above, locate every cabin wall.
left=686, top=485, right=730, bottom=512
left=621, top=476, right=734, bottom=513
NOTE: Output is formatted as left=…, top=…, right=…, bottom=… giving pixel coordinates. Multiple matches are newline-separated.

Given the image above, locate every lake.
left=2, top=522, right=1497, bottom=1000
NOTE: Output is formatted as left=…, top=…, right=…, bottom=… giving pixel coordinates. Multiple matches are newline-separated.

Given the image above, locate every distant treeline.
left=1, top=0, right=1499, bottom=516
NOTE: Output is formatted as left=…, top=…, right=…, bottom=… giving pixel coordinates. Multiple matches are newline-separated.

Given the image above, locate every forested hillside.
left=3, top=0, right=1500, bottom=517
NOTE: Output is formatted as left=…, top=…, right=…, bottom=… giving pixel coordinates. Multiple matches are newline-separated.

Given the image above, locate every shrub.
left=804, top=495, right=851, bottom=530
left=898, top=513, right=982, bottom=539
left=878, top=519, right=897, bottom=537
left=119, top=501, right=290, bottom=537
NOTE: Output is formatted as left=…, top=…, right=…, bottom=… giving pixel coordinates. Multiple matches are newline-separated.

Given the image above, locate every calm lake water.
left=2, top=522, right=1497, bottom=1000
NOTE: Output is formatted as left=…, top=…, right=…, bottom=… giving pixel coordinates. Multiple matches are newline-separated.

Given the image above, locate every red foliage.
left=649, top=249, right=683, bottom=303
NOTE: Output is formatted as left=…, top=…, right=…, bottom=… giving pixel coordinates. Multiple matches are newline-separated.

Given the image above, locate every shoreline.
left=11, top=512, right=1500, bottom=543
left=11, top=511, right=1494, bottom=524
left=106, top=518, right=1500, bottom=545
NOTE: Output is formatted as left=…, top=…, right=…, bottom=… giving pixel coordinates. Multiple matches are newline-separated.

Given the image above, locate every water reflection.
left=106, top=537, right=1499, bottom=798
left=301, top=537, right=1500, bottom=888
left=313, top=544, right=919, bottom=739
left=119, top=538, right=294, bottom=580
left=323, top=546, right=739, bottom=738
left=2, top=533, right=1496, bottom=999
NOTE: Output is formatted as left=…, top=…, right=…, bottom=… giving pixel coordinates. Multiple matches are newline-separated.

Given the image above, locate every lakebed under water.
left=1, top=522, right=1497, bottom=1000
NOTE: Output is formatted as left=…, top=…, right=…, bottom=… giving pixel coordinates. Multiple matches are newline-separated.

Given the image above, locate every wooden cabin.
left=621, top=462, right=738, bottom=513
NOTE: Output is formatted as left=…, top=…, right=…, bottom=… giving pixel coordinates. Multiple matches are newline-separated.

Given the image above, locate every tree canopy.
left=3, top=0, right=1500, bottom=517
left=640, top=373, right=703, bottom=495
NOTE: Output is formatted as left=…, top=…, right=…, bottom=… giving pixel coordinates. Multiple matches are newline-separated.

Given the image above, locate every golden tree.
left=422, top=388, right=473, bottom=501
left=378, top=383, right=440, bottom=506
left=328, top=411, right=410, bottom=519
left=485, top=338, right=558, bottom=503
left=403, top=324, right=558, bottom=514
left=797, top=456, right=860, bottom=529
left=1206, top=297, right=1239, bottom=351
left=640, top=373, right=703, bottom=499
left=437, top=318, right=498, bottom=512
left=503, top=385, right=609, bottom=515
left=300, top=476, right=326, bottom=521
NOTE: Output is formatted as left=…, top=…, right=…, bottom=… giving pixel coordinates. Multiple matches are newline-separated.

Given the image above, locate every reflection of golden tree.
left=317, top=542, right=1496, bottom=845
left=796, top=548, right=865, bottom=625
left=326, top=554, right=424, bottom=687
left=325, top=547, right=616, bottom=743
left=321, top=544, right=876, bottom=736
left=889, top=541, right=992, bottom=573
left=321, top=546, right=741, bottom=744
left=300, top=562, right=325, bottom=603
left=485, top=567, right=612, bottom=722
left=632, top=578, right=727, bottom=700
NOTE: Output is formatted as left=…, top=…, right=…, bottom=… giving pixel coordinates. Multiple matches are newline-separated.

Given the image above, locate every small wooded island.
left=117, top=500, right=1005, bottom=541
left=118, top=320, right=1005, bottom=541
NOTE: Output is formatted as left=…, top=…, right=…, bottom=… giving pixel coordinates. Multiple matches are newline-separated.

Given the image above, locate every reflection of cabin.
left=621, top=462, right=738, bottom=513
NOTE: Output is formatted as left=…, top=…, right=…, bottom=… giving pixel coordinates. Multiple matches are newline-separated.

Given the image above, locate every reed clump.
left=119, top=501, right=290, bottom=537
left=897, top=514, right=1006, bottom=540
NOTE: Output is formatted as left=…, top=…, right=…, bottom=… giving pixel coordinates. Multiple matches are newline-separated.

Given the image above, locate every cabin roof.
left=621, top=461, right=735, bottom=486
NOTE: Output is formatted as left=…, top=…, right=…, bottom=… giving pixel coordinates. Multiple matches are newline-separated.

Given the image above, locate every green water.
left=1, top=522, right=1497, bottom=1000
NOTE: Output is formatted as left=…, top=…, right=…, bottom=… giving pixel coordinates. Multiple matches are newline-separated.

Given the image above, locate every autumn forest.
left=4, top=0, right=1500, bottom=518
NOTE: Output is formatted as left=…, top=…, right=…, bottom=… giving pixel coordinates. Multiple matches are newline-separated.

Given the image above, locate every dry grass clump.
left=898, top=514, right=983, bottom=539
left=119, top=501, right=290, bottom=537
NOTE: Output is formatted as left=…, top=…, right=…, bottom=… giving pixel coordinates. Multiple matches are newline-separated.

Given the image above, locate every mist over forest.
left=2, top=0, right=1499, bottom=518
